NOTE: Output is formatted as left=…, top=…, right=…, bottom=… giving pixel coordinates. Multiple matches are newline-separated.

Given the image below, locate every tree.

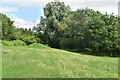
left=60, top=9, right=91, bottom=50
left=36, top=1, right=70, bottom=48
left=0, top=17, right=2, bottom=40
left=60, top=8, right=120, bottom=56
left=87, top=12, right=119, bottom=56
left=34, top=3, right=119, bottom=56
left=0, top=13, right=17, bottom=40
left=0, top=13, right=40, bottom=45
left=16, top=28, right=40, bottom=45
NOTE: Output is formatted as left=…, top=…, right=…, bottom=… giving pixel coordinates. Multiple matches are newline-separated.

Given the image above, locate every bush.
left=20, top=35, right=37, bottom=45
left=2, top=41, right=14, bottom=46
left=13, top=40, right=26, bottom=46
left=2, top=40, right=26, bottom=46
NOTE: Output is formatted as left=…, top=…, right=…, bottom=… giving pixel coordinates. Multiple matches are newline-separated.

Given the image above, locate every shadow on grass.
left=64, top=49, right=118, bottom=58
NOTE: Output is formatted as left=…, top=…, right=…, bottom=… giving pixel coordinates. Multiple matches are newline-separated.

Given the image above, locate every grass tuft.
left=28, top=43, right=50, bottom=49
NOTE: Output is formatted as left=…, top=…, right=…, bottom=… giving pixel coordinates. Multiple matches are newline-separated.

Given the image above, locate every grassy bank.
left=2, top=44, right=118, bottom=78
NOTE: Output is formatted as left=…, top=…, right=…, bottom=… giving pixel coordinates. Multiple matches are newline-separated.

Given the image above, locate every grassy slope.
left=2, top=44, right=118, bottom=78
left=0, top=43, right=2, bottom=79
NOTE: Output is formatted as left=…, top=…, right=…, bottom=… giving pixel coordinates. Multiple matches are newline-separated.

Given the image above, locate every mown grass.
left=2, top=43, right=118, bottom=78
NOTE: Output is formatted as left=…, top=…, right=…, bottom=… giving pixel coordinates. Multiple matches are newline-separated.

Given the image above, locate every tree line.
left=1, top=1, right=120, bottom=56
left=34, top=1, right=120, bottom=56
left=0, top=13, right=41, bottom=45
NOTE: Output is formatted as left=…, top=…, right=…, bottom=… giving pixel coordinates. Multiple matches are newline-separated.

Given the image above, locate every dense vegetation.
left=3, top=44, right=118, bottom=78
left=2, top=40, right=26, bottom=46
left=0, top=13, right=41, bottom=45
left=1, top=1, right=119, bottom=78
left=34, top=1, right=120, bottom=56
left=1, top=1, right=120, bottom=56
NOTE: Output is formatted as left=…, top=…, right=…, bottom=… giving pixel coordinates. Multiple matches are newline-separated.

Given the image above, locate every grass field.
left=0, top=43, right=2, bottom=79
left=2, top=43, right=118, bottom=78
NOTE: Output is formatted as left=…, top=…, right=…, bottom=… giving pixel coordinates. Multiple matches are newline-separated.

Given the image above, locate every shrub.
left=2, top=41, right=14, bottom=46
left=12, top=40, right=26, bottom=46
left=20, top=35, right=37, bottom=45
left=2, top=40, right=26, bottom=46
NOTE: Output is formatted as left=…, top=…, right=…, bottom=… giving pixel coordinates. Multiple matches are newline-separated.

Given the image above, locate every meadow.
left=2, top=43, right=118, bottom=78
left=1, top=0, right=119, bottom=79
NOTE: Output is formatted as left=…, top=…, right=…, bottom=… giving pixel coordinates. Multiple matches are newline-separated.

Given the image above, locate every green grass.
left=0, top=42, right=2, bottom=79
left=2, top=43, right=118, bottom=78
left=28, top=43, right=50, bottom=49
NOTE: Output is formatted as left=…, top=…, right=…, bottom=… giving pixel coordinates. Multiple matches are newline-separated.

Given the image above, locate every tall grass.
left=2, top=44, right=118, bottom=78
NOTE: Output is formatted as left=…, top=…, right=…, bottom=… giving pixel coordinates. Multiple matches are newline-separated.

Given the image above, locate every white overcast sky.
left=0, top=0, right=119, bottom=29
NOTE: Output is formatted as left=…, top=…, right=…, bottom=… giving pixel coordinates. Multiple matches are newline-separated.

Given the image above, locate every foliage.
left=20, top=35, right=37, bottom=45
left=87, top=12, right=119, bottom=56
left=2, top=40, right=26, bottom=46
left=0, top=13, right=17, bottom=40
left=1, top=1, right=120, bottom=56
left=60, top=9, right=91, bottom=50
left=34, top=1, right=120, bottom=56
left=0, top=18, right=2, bottom=40
left=35, top=1, right=70, bottom=48
left=16, top=28, right=41, bottom=45
left=0, top=13, right=41, bottom=45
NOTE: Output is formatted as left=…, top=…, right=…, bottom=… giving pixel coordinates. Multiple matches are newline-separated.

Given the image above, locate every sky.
left=0, top=0, right=119, bottom=29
